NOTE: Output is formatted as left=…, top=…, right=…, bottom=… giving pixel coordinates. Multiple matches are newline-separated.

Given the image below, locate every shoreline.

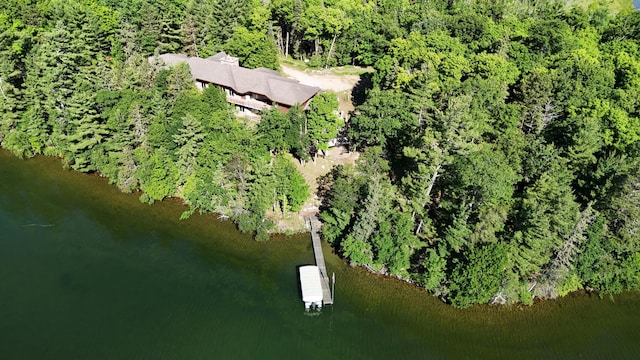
left=3, top=149, right=637, bottom=309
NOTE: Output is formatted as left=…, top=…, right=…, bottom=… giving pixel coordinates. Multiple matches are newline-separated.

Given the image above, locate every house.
left=151, top=53, right=321, bottom=115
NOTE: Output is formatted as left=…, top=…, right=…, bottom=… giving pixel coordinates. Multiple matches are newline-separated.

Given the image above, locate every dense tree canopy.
left=0, top=0, right=320, bottom=242
left=1, top=0, right=640, bottom=307
left=317, top=0, right=640, bottom=307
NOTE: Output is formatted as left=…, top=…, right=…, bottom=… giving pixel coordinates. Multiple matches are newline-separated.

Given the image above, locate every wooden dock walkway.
left=308, top=214, right=333, bottom=306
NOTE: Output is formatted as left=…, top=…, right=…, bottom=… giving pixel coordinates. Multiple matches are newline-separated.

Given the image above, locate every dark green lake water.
left=1, top=150, right=639, bottom=359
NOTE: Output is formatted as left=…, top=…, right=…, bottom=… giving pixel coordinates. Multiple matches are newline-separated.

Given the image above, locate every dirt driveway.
left=281, top=64, right=360, bottom=93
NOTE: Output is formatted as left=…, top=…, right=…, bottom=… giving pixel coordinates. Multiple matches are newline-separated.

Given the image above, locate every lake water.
left=1, top=150, right=639, bottom=359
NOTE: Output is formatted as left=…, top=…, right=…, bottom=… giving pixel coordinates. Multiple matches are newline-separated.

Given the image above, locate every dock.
left=308, top=214, right=333, bottom=306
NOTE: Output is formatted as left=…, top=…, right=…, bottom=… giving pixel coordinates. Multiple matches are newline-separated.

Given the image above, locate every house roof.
left=206, top=52, right=227, bottom=61
left=152, top=53, right=320, bottom=107
left=206, top=52, right=239, bottom=66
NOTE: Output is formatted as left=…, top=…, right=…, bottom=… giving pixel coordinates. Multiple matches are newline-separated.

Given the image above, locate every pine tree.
left=0, top=20, right=29, bottom=145
left=64, top=89, right=109, bottom=171
left=511, top=169, right=580, bottom=280
left=21, top=22, right=79, bottom=156
left=174, top=114, right=205, bottom=186
left=305, top=92, right=343, bottom=158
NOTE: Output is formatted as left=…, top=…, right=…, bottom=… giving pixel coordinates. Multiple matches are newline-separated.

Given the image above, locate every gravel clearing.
left=281, top=64, right=361, bottom=93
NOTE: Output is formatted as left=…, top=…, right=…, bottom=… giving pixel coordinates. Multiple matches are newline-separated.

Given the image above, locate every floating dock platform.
left=299, top=265, right=323, bottom=310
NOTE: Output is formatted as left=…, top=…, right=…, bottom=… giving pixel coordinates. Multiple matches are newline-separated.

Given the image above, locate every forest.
left=1, top=0, right=639, bottom=307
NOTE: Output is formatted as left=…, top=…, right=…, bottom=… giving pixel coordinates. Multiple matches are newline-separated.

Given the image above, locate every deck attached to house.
left=226, top=95, right=270, bottom=111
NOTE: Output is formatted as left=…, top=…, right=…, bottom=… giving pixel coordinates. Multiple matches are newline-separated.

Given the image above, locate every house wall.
left=194, top=80, right=307, bottom=114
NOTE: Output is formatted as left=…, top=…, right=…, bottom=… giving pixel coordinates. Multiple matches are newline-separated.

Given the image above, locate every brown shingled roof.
left=153, top=53, right=320, bottom=108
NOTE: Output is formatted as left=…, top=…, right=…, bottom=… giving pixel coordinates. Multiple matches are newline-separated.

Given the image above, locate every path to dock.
left=308, top=214, right=333, bottom=305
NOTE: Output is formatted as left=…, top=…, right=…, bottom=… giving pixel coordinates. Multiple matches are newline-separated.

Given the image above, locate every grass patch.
left=328, top=65, right=374, bottom=77
left=559, top=0, right=634, bottom=13
left=279, top=55, right=308, bottom=70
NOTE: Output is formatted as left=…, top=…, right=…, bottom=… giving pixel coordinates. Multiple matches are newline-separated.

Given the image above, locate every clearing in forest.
left=272, top=62, right=367, bottom=232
